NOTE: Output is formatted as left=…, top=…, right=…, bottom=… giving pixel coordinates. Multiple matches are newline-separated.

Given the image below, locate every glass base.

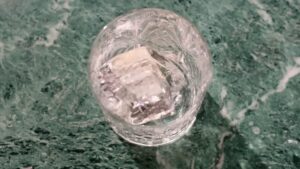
left=111, top=116, right=196, bottom=146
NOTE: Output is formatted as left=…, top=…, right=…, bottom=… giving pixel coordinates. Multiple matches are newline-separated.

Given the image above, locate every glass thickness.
left=89, top=8, right=212, bottom=146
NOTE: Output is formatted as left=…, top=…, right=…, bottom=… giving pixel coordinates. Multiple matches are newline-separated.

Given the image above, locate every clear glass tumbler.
left=89, top=8, right=212, bottom=146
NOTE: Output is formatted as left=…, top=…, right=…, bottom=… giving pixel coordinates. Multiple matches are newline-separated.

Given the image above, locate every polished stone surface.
left=0, top=0, right=299, bottom=168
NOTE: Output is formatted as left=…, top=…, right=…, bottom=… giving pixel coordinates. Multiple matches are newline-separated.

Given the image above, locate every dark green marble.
left=0, top=0, right=299, bottom=168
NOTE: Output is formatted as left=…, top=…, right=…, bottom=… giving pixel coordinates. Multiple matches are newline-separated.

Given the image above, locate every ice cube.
left=99, top=47, right=173, bottom=125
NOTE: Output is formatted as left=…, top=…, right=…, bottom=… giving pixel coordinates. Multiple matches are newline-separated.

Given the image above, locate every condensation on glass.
left=89, top=8, right=212, bottom=146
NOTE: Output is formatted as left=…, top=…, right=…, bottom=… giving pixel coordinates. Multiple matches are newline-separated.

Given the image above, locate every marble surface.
left=0, top=0, right=299, bottom=168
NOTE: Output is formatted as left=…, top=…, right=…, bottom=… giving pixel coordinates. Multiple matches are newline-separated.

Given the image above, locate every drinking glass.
left=89, top=8, right=212, bottom=146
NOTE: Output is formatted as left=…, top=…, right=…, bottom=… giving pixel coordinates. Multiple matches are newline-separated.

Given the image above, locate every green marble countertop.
left=0, top=0, right=299, bottom=168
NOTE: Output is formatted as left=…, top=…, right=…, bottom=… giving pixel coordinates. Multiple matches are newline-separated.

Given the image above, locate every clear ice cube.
left=99, top=47, right=173, bottom=125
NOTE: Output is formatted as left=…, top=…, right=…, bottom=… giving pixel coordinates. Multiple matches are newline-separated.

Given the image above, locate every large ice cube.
left=99, top=47, right=173, bottom=125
